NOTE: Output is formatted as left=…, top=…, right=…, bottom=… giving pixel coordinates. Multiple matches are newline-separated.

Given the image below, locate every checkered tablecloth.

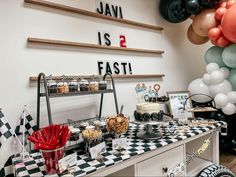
left=8, top=121, right=226, bottom=177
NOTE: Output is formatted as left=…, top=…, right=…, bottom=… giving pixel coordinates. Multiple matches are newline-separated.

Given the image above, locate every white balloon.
left=210, top=70, right=224, bottom=84
left=227, top=91, right=236, bottom=104
left=209, top=80, right=232, bottom=97
left=214, top=93, right=228, bottom=108
left=188, top=78, right=211, bottom=103
left=203, top=73, right=211, bottom=85
left=222, top=103, right=236, bottom=115
left=220, top=67, right=230, bottom=79
left=206, top=63, right=219, bottom=74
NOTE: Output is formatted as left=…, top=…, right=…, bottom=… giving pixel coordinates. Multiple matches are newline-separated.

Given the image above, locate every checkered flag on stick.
left=0, top=111, right=13, bottom=148
left=15, top=109, right=38, bottom=136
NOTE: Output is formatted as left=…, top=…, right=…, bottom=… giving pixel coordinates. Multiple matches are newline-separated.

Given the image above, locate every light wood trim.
left=27, top=37, right=164, bottom=55
left=29, top=74, right=165, bottom=81
left=24, top=0, right=163, bottom=31
left=112, top=74, right=165, bottom=79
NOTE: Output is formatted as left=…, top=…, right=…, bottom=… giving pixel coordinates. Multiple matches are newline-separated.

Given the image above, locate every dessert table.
left=11, top=121, right=226, bottom=177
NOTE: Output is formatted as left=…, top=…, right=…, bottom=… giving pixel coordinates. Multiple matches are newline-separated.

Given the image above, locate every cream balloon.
left=219, top=67, right=230, bottom=79
left=214, top=93, right=228, bottom=108
left=192, top=9, right=218, bottom=37
left=187, top=25, right=209, bottom=45
left=206, top=63, right=220, bottom=74
left=188, top=78, right=211, bottom=103
left=203, top=73, right=212, bottom=85
left=227, top=91, right=236, bottom=104
left=222, top=103, right=236, bottom=115
left=210, top=70, right=224, bottom=84
left=209, top=80, right=232, bottom=97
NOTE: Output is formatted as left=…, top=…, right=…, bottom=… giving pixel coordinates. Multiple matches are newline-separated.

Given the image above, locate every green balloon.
left=222, top=44, right=236, bottom=68
left=228, top=69, right=236, bottom=91
left=205, top=46, right=226, bottom=67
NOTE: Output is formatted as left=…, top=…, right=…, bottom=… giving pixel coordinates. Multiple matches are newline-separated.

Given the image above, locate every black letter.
left=106, top=62, right=112, bottom=74
left=128, top=63, right=132, bottom=74
left=119, top=7, right=123, bottom=19
left=98, top=32, right=102, bottom=45
left=112, top=5, right=118, bottom=18
left=113, top=62, right=120, bottom=74
left=105, top=3, right=112, bottom=16
left=104, top=33, right=111, bottom=46
left=98, top=61, right=103, bottom=75
left=121, top=62, right=127, bottom=74
left=97, top=2, right=104, bottom=14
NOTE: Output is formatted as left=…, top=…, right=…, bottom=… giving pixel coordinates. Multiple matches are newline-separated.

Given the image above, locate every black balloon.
left=186, top=0, right=201, bottom=15
left=159, top=0, right=191, bottom=23
left=200, top=0, right=220, bottom=8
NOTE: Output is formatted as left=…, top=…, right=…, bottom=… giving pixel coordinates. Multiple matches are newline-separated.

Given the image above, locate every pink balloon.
left=215, top=7, right=227, bottom=20
left=226, top=0, right=236, bottom=9
left=219, top=2, right=227, bottom=8
left=208, top=27, right=222, bottom=41
left=192, top=9, right=218, bottom=37
left=221, top=3, right=236, bottom=43
left=211, top=39, right=218, bottom=45
left=217, top=35, right=231, bottom=47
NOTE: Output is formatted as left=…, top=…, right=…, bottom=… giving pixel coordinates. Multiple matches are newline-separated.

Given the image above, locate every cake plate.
left=132, top=121, right=163, bottom=140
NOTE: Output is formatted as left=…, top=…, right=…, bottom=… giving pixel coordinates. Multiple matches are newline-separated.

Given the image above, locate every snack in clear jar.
left=82, top=128, right=103, bottom=140
left=82, top=128, right=103, bottom=153
left=69, top=126, right=80, bottom=141
left=99, top=81, right=107, bottom=90
left=47, top=79, right=57, bottom=94
left=57, top=82, right=69, bottom=93
left=89, top=81, right=98, bottom=91
left=69, top=80, right=78, bottom=92
left=79, top=79, right=89, bottom=91
left=106, top=115, right=129, bottom=134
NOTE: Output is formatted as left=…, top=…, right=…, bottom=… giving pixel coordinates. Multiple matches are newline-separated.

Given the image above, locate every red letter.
left=120, top=35, right=127, bottom=48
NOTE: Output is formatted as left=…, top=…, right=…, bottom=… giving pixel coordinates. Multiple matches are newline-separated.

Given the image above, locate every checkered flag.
left=0, top=111, right=13, bottom=148
left=15, top=110, right=38, bottom=136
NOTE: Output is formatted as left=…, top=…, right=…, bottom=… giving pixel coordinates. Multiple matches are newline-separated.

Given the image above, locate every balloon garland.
left=188, top=44, right=236, bottom=115
left=159, top=0, right=236, bottom=115
left=208, top=1, right=236, bottom=47
left=159, top=0, right=220, bottom=24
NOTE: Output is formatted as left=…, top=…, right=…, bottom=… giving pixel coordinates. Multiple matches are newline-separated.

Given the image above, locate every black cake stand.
left=132, top=120, right=164, bottom=140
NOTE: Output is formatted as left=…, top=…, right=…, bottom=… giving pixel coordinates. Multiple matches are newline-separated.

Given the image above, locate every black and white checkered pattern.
left=197, top=164, right=235, bottom=177
left=0, top=156, right=14, bottom=177
left=0, top=111, right=13, bottom=149
left=15, top=111, right=38, bottom=136
left=10, top=121, right=226, bottom=177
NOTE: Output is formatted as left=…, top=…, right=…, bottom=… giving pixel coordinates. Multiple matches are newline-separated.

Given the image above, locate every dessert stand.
left=36, top=73, right=119, bottom=127
left=133, top=120, right=163, bottom=140
left=134, top=83, right=171, bottom=140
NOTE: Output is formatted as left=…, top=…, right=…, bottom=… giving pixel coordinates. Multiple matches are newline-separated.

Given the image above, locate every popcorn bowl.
left=82, top=128, right=103, bottom=154
left=106, top=115, right=129, bottom=137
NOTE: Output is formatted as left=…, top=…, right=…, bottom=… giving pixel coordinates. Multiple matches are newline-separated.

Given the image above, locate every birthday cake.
left=134, top=102, right=161, bottom=121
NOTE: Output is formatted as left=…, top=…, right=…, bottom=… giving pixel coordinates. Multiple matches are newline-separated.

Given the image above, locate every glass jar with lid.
left=79, top=79, right=89, bottom=91
left=69, top=79, right=78, bottom=92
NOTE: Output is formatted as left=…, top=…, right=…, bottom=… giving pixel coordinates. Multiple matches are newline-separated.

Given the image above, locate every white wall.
left=0, top=0, right=211, bottom=167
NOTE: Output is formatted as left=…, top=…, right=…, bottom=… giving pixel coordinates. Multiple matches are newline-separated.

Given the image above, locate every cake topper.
left=141, top=84, right=161, bottom=103
left=135, top=83, right=162, bottom=103
left=135, top=83, right=147, bottom=103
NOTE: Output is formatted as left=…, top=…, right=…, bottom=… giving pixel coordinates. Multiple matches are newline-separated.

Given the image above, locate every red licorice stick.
left=28, top=136, right=39, bottom=144
left=28, top=124, right=72, bottom=150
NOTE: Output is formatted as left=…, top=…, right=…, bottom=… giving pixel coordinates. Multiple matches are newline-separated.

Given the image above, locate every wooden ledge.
left=30, top=74, right=165, bottom=81
left=27, top=37, right=164, bottom=55
left=24, top=0, right=163, bottom=31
